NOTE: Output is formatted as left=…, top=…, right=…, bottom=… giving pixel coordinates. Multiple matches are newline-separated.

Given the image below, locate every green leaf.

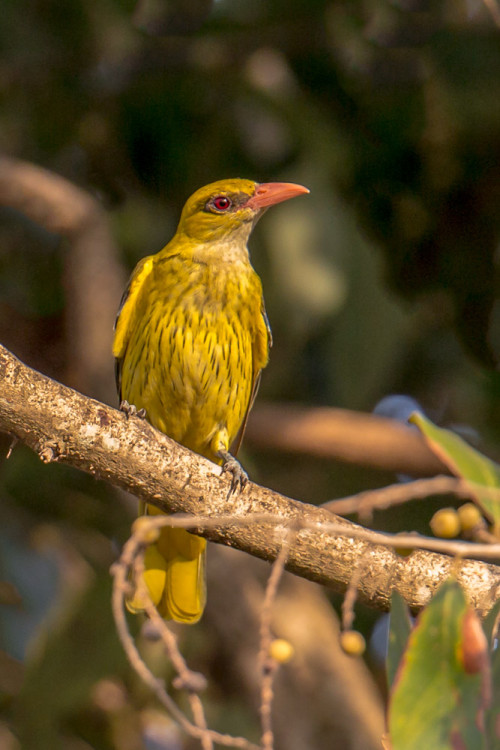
left=389, top=578, right=484, bottom=750
left=485, top=607, right=500, bottom=749
left=387, top=591, right=412, bottom=690
left=482, top=599, right=500, bottom=647
left=410, top=411, right=500, bottom=528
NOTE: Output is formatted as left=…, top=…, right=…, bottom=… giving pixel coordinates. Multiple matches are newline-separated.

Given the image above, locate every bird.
left=113, top=178, right=309, bottom=623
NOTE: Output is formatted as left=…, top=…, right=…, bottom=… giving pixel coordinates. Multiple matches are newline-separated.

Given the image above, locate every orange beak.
left=245, top=182, right=310, bottom=210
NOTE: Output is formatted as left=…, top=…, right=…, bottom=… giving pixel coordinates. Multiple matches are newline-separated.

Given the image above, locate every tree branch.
left=0, top=343, right=499, bottom=614
left=246, top=403, right=449, bottom=476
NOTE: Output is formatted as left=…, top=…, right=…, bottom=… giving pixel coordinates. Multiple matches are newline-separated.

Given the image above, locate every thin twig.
left=258, top=529, right=294, bottom=750
left=188, top=698, right=213, bottom=750
left=5, top=437, right=18, bottom=459
left=474, top=527, right=500, bottom=545
left=133, top=555, right=198, bottom=681
left=322, top=476, right=476, bottom=518
left=259, top=662, right=278, bottom=750
left=119, top=512, right=500, bottom=561
left=111, top=531, right=260, bottom=750
left=112, top=511, right=499, bottom=748
left=341, top=550, right=372, bottom=632
left=111, top=539, right=196, bottom=731
left=132, top=553, right=214, bottom=750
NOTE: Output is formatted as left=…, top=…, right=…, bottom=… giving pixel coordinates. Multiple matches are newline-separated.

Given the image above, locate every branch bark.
left=0, top=343, right=499, bottom=614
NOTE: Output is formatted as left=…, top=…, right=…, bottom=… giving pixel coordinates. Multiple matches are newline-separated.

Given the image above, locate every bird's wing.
left=113, top=255, right=155, bottom=400
left=231, top=302, right=272, bottom=457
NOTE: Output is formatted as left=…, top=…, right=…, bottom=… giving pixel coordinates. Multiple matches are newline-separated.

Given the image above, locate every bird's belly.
left=122, top=306, right=254, bottom=460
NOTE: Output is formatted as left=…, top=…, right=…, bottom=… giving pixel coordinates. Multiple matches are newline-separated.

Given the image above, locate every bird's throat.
left=192, top=234, right=252, bottom=266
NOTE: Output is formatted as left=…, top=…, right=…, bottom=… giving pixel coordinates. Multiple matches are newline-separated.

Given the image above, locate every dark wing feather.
left=112, top=255, right=155, bottom=403
left=113, top=284, right=132, bottom=399
left=231, top=305, right=272, bottom=457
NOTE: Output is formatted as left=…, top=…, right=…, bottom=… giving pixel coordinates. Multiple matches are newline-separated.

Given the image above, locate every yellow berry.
left=457, top=503, right=482, bottom=532
left=340, top=630, right=366, bottom=656
left=131, top=516, right=160, bottom=543
left=430, top=508, right=460, bottom=538
left=394, top=547, right=413, bottom=558
left=269, top=639, right=295, bottom=664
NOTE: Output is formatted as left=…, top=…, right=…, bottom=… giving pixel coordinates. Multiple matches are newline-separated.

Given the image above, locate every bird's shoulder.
left=112, top=254, right=156, bottom=359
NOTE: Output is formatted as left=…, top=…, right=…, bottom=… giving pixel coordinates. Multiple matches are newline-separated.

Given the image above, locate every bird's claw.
left=120, top=400, right=147, bottom=420
left=219, top=451, right=248, bottom=495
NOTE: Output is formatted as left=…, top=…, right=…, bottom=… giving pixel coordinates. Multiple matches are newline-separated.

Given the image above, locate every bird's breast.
left=121, top=256, right=263, bottom=457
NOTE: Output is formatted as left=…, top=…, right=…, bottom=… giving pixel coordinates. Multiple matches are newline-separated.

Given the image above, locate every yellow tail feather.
left=126, top=544, right=168, bottom=613
left=160, top=528, right=206, bottom=623
left=130, top=507, right=207, bottom=624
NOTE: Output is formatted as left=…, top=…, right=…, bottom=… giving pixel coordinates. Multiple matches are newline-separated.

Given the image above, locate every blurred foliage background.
left=1, top=0, right=500, bottom=747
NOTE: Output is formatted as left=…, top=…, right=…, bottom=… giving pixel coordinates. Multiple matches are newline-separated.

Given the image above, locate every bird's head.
left=175, top=178, right=309, bottom=246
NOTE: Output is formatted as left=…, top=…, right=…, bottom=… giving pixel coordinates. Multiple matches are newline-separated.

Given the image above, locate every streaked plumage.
left=113, top=178, right=309, bottom=623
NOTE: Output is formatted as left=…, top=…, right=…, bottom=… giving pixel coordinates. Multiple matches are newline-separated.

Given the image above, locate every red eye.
left=211, top=195, right=232, bottom=211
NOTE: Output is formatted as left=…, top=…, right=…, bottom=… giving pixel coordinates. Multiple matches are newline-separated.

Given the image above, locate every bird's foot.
left=120, top=400, right=147, bottom=420
left=217, top=450, right=249, bottom=495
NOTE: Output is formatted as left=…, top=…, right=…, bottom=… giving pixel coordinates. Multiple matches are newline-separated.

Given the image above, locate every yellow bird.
left=113, top=178, right=309, bottom=623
